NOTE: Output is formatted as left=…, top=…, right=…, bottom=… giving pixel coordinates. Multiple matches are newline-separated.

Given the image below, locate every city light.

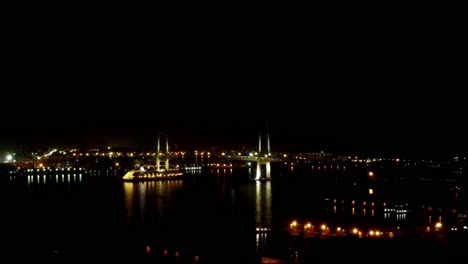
left=290, top=221, right=297, bottom=229
left=6, top=154, right=13, bottom=162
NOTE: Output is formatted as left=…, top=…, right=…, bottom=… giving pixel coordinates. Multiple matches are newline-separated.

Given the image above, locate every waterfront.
left=0, top=162, right=466, bottom=262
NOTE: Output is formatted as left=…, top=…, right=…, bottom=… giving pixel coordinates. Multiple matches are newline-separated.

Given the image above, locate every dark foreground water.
left=0, top=164, right=466, bottom=262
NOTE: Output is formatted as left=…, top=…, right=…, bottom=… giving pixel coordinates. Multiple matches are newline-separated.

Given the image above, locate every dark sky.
left=1, top=8, right=466, bottom=158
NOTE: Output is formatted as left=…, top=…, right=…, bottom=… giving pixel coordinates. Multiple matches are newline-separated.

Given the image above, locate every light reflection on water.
left=246, top=166, right=467, bottom=262
left=17, top=166, right=467, bottom=232
left=252, top=166, right=464, bottom=254
left=138, top=182, right=146, bottom=219
left=123, top=182, right=134, bottom=223
left=26, top=174, right=84, bottom=185
left=1, top=164, right=466, bottom=260
left=255, top=181, right=272, bottom=228
left=123, top=180, right=183, bottom=226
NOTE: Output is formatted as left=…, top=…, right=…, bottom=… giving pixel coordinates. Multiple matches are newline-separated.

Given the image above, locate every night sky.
left=1, top=9, right=466, bottom=159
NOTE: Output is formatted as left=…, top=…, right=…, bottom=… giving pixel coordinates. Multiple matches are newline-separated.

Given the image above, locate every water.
left=0, top=163, right=466, bottom=262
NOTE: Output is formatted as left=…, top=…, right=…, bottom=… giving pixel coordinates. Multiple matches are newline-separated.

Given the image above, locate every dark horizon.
left=1, top=118, right=466, bottom=160
left=2, top=9, right=466, bottom=160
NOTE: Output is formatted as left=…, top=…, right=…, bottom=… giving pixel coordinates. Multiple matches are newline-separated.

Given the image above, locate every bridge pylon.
left=255, top=127, right=272, bottom=181
left=156, top=133, right=170, bottom=171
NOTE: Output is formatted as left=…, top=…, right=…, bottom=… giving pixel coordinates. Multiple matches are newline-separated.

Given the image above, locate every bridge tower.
left=255, top=125, right=272, bottom=181
left=156, top=133, right=170, bottom=171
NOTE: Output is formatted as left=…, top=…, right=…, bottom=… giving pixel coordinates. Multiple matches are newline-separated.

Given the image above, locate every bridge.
left=226, top=126, right=281, bottom=180
left=155, top=133, right=174, bottom=171
left=226, top=156, right=282, bottom=162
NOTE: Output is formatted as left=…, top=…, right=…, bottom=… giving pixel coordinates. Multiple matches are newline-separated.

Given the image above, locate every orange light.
left=146, top=246, right=151, bottom=255
left=290, top=221, right=297, bottom=229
